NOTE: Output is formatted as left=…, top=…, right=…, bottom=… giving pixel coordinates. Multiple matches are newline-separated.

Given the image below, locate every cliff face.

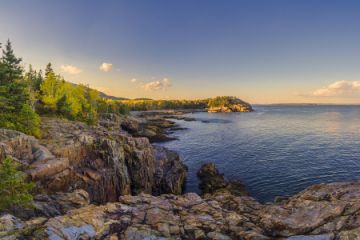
left=0, top=116, right=187, bottom=204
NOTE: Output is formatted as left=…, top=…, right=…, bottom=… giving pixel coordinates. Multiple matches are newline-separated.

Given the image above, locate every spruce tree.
left=0, top=40, right=40, bottom=137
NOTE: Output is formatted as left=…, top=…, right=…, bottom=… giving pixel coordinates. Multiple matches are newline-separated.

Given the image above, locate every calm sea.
left=159, top=105, right=360, bottom=203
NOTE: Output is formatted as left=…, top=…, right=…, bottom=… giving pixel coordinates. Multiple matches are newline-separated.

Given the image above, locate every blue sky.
left=1, top=0, right=360, bottom=103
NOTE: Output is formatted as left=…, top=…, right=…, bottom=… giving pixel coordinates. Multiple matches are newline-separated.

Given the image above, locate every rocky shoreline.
left=1, top=112, right=360, bottom=239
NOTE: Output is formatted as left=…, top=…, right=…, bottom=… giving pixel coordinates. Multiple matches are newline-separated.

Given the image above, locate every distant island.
left=207, top=96, right=253, bottom=113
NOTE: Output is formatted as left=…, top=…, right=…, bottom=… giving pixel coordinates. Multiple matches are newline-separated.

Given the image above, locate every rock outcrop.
left=197, top=163, right=248, bottom=196
left=14, top=190, right=90, bottom=220
left=259, top=182, right=360, bottom=238
left=5, top=181, right=360, bottom=239
left=0, top=192, right=267, bottom=240
left=0, top=116, right=187, bottom=204
left=125, top=113, right=179, bottom=142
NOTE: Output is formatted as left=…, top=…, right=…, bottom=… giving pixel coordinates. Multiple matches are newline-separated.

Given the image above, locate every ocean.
left=159, top=105, right=360, bottom=202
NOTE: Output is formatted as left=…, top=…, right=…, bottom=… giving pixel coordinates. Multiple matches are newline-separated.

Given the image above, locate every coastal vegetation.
left=208, top=96, right=253, bottom=112
left=0, top=40, right=129, bottom=137
left=0, top=40, right=41, bottom=137
left=119, top=96, right=253, bottom=112
left=120, top=99, right=208, bottom=111
left=0, top=157, right=34, bottom=211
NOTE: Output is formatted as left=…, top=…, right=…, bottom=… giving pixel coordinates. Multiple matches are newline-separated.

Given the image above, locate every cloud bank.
left=130, top=78, right=137, bottom=83
left=99, top=62, right=113, bottom=72
left=142, top=78, right=171, bottom=91
left=313, top=80, right=360, bottom=97
left=60, top=65, right=81, bottom=74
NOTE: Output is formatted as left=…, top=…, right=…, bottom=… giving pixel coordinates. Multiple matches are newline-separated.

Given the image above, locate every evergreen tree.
left=0, top=157, right=34, bottom=211
left=25, top=64, right=43, bottom=93
left=44, top=62, right=53, bottom=77
left=0, top=40, right=41, bottom=137
left=1, top=40, right=23, bottom=82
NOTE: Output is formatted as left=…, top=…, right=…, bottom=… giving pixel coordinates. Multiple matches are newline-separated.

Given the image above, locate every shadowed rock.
left=197, top=162, right=248, bottom=196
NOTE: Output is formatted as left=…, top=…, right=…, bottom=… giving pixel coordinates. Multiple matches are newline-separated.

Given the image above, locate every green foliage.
left=0, top=40, right=23, bottom=83
left=39, top=67, right=64, bottom=112
left=0, top=105, right=41, bottom=138
left=38, top=66, right=125, bottom=124
left=120, top=97, right=249, bottom=111
left=0, top=40, right=41, bottom=137
left=24, top=65, right=43, bottom=108
left=0, top=157, right=34, bottom=211
left=208, top=96, right=246, bottom=108
left=121, top=99, right=208, bottom=111
left=97, top=98, right=129, bottom=115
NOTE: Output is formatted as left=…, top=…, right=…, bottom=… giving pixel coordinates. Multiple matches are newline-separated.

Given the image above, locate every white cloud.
left=60, top=64, right=81, bottom=74
left=130, top=78, right=137, bottom=83
left=99, top=62, right=113, bottom=72
left=142, top=78, right=171, bottom=91
left=312, top=80, right=360, bottom=97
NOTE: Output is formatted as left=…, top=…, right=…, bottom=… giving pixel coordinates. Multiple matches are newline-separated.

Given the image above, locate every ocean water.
left=159, top=105, right=360, bottom=203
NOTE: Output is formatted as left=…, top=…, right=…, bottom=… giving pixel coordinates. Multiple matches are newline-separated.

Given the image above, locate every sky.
left=1, top=0, right=360, bottom=104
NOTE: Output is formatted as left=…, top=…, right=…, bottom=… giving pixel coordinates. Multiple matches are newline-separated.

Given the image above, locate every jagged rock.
left=36, top=190, right=89, bottom=217
left=0, top=215, right=24, bottom=233
left=258, top=181, right=360, bottom=238
left=0, top=117, right=187, bottom=204
left=127, top=112, right=179, bottom=142
left=4, top=180, right=360, bottom=239
left=153, top=146, right=188, bottom=195
left=198, top=163, right=227, bottom=194
left=0, top=129, right=37, bottom=164
left=119, top=116, right=141, bottom=134
left=197, top=163, right=247, bottom=196
left=12, top=189, right=90, bottom=220
left=1, top=193, right=267, bottom=239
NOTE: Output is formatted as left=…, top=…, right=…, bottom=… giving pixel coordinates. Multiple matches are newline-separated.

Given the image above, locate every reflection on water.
left=159, top=105, right=360, bottom=202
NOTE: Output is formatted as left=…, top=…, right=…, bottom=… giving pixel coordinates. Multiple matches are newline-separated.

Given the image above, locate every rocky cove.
left=2, top=112, right=360, bottom=240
